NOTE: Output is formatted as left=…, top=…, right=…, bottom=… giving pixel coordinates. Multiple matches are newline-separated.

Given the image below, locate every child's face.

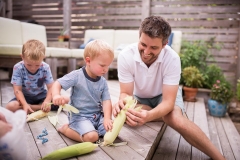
left=85, top=52, right=113, bottom=79
left=22, top=57, right=43, bottom=74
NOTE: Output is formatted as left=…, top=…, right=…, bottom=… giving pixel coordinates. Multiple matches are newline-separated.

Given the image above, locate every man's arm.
left=147, top=84, right=178, bottom=121
left=125, top=84, right=179, bottom=126
left=113, top=81, right=134, bottom=116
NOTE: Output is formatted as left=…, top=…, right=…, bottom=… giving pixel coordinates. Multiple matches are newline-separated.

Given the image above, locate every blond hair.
left=22, top=39, right=45, bottom=61
left=84, top=39, right=114, bottom=60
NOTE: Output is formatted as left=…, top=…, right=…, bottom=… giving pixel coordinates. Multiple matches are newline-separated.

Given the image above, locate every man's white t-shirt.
left=117, top=43, right=181, bottom=98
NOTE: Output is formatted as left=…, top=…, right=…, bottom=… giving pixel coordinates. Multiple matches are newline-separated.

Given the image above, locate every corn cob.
left=41, top=142, right=98, bottom=160
left=102, top=96, right=137, bottom=146
left=27, top=110, right=48, bottom=122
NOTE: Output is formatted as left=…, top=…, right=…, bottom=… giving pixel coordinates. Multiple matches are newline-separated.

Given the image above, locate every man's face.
left=138, top=33, right=166, bottom=67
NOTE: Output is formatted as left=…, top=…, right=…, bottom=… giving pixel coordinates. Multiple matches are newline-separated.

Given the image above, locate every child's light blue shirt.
left=58, top=66, right=111, bottom=121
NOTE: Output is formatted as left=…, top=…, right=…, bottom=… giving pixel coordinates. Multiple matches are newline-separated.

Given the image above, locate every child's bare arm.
left=41, top=82, right=54, bottom=112
left=102, top=100, right=113, bottom=131
left=13, top=85, right=34, bottom=113
left=52, top=81, right=67, bottom=105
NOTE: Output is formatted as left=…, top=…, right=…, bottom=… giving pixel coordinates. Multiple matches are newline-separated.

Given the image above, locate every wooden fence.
left=11, top=0, right=240, bottom=87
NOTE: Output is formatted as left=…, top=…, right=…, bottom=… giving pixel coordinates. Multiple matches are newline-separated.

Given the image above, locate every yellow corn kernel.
left=103, top=96, right=137, bottom=146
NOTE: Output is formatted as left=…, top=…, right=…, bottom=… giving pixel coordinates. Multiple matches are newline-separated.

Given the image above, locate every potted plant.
left=208, top=80, right=233, bottom=117
left=58, top=28, right=70, bottom=42
left=182, top=66, right=204, bottom=102
left=179, top=38, right=221, bottom=88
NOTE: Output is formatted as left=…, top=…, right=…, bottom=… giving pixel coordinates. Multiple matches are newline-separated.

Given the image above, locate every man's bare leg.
left=163, top=106, right=225, bottom=160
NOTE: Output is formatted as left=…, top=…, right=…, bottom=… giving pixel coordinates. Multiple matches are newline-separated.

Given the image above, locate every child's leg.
left=29, top=104, right=41, bottom=112
left=58, top=124, right=99, bottom=142
left=58, top=124, right=98, bottom=142
left=58, top=124, right=83, bottom=142
left=5, top=100, right=22, bottom=112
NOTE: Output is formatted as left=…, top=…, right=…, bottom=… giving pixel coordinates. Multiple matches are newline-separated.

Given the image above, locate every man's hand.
left=112, top=99, right=125, bottom=117
left=125, top=108, right=148, bottom=127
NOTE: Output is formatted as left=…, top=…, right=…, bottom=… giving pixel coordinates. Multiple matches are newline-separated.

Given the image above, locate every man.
left=113, top=16, right=225, bottom=160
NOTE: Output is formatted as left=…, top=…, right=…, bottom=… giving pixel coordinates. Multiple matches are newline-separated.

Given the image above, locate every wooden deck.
left=0, top=80, right=240, bottom=160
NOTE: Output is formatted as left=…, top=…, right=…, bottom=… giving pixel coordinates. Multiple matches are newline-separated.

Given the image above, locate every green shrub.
left=182, top=66, right=204, bottom=88
left=237, top=79, right=240, bottom=101
left=203, top=64, right=225, bottom=89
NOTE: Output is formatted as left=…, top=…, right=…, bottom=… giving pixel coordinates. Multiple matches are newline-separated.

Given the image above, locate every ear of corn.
left=27, top=110, right=48, bottom=122
left=41, top=142, right=98, bottom=160
left=102, top=96, right=137, bottom=146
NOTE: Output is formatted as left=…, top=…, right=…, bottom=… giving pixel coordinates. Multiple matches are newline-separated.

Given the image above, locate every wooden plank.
left=100, top=142, right=145, bottom=160
left=152, top=0, right=240, bottom=5
left=183, top=34, right=238, bottom=42
left=24, top=123, right=41, bottom=160
left=118, top=126, right=153, bottom=158
left=168, top=20, right=239, bottom=28
left=221, top=115, right=240, bottom=159
left=155, top=13, right=240, bottom=19
left=192, top=98, right=210, bottom=159
left=27, top=117, right=69, bottom=158
left=141, top=0, right=150, bottom=21
left=206, top=112, right=223, bottom=155
left=63, top=0, right=71, bottom=37
left=214, top=117, right=235, bottom=159
left=152, top=126, right=180, bottom=160
left=0, top=81, right=14, bottom=107
left=124, top=124, right=159, bottom=143
left=176, top=102, right=192, bottom=160
left=151, top=6, right=240, bottom=14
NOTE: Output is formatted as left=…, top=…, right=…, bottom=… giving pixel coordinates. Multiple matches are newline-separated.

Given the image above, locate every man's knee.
left=163, top=106, right=185, bottom=128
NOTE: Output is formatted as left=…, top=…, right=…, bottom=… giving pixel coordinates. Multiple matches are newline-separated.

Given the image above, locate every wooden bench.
left=1, top=80, right=240, bottom=160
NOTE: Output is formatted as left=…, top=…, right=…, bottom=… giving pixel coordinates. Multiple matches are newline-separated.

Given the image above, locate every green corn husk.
left=48, top=103, right=79, bottom=126
left=41, top=142, right=98, bottom=160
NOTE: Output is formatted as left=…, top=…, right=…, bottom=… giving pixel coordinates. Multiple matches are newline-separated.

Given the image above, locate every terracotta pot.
left=183, top=86, right=198, bottom=102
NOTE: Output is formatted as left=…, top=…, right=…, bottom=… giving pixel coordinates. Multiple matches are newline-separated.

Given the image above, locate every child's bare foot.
left=57, top=124, right=69, bottom=134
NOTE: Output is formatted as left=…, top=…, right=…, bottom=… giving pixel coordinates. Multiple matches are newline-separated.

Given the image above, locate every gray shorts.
left=69, top=112, right=106, bottom=137
left=134, top=87, right=185, bottom=114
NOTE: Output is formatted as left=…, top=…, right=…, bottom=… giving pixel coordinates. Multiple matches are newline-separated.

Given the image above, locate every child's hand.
left=41, top=101, right=51, bottom=112
left=23, top=104, right=34, bottom=114
left=52, top=95, right=67, bottom=106
left=104, top=118, right=113, bottom=132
